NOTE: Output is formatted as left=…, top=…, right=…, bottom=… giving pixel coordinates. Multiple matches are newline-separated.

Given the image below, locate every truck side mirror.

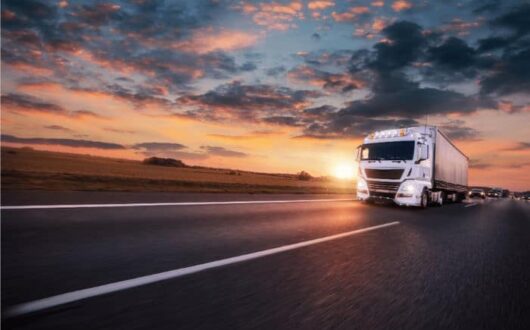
left=416, top=144, right=429, bottom=163
left=355, top=146, right=361, bottom=161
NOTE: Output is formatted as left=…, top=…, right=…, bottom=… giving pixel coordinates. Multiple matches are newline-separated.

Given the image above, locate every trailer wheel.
left=420, top=190, right=429, bottom=208
left=438, top=192, right=445, bottom=206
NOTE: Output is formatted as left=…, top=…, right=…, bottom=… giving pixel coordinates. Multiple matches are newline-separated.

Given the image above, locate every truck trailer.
left=356, top=126, right=468, bottom=208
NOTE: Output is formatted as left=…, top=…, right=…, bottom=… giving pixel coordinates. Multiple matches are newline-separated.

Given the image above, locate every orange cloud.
left=287, top=65, right=365, bottom=92
left=391, top=0, right=412, bottom=12
left=308, top=1, right=335, bottom=10
left=372, top=18, right=388, bottom=31
left=331, top=6, right=370, bottom=22
left=371, top=1, right=385, bottom=7
left=172, top=28, right=260, bottom=54
left=353, top=17, right=391, bottom=39
left=6, top=62, right=54, bottom=76
left=237, top=1, right=304, bottom=31
left=498, top=101, right=530, bottom=114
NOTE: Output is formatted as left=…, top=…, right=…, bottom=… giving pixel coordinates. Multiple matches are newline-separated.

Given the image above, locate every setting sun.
left=332, top=163, right=355, bottom=180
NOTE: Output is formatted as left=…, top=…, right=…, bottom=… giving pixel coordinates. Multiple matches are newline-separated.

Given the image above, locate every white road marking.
left=3, top=221, right=399, bottom=318
left=465, top=203, right=478, bottom=208
left=1, top=198, right=354, bottom=210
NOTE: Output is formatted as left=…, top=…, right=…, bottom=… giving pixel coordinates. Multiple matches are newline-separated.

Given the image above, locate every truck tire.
left=420, top=190, right=429, bottom=208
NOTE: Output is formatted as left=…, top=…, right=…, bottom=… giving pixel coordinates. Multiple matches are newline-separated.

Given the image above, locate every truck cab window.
left=360, top=141, right=415, bottom=161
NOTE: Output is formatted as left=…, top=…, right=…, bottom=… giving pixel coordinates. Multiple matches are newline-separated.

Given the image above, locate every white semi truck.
left=356, top=126, right=468, bottom=208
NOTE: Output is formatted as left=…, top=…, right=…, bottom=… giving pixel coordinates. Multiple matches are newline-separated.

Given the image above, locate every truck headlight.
left=357, top=179, right=368, bottom=193
left=401, top=182, right=415, bottom=193
left=397, top=182, right=415, bottom=198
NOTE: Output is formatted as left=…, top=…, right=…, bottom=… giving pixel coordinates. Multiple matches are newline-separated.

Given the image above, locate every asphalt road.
left=2, top=192, right=530, bottom=329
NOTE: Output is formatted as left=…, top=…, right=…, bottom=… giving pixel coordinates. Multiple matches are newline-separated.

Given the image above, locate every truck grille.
left=365, top=169, right=404, bottom=180
left=367, top=181, right=400, bottom=193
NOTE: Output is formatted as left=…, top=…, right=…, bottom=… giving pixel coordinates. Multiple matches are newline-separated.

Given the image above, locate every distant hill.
left=143, top=157, right=187, bottom=168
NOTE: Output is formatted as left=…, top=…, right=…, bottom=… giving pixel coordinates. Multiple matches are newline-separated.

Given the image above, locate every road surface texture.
left=2, top=191, right=530, bottom=329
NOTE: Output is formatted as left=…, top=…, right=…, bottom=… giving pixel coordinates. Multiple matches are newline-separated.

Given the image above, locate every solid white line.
left=3, top=221, right=399, bottom=318
left=0, top=198, right=354, bottom=210
left=464, top=203, right=477, bottom=208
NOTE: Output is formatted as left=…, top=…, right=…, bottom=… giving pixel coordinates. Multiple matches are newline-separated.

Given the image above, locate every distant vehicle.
left=468, top=188, right=486, bottom=199
left=487, top=188, right=503, bottom=198
left=523, top=192, right=530, bottom=201
left=356, top=126, right=468, bottom=208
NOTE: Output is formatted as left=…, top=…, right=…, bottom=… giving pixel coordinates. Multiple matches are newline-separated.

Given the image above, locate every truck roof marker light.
left=371, top=129, right=407, bottom=139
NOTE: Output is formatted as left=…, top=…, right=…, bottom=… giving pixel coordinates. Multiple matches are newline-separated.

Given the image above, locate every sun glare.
left=332, top=163, right=355, bottom=180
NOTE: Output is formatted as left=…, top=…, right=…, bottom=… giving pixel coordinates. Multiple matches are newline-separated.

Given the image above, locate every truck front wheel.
left=420, top=190, right=429, bottom=208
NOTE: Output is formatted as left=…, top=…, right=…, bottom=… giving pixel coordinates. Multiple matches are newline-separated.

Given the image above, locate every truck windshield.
left=360, top=141, right=415, bottom=161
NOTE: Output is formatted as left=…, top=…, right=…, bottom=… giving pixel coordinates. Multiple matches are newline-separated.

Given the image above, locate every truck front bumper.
left=394, top=194, right=422, bottom=206
left=358, top=180, right=426, bottom=207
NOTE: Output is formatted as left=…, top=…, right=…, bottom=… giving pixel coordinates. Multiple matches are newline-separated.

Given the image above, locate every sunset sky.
left=1, top=0, right=529, bottom=190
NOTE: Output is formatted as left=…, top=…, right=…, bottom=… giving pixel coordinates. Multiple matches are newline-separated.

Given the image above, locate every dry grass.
left=1, top=147, right=354, bottom=194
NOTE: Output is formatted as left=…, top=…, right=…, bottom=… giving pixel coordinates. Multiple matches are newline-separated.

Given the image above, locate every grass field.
left=1, top=147, right=355, bottom=194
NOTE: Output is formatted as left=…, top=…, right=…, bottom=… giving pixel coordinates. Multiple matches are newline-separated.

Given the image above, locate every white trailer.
left=356, top=126, right=469, bottom=207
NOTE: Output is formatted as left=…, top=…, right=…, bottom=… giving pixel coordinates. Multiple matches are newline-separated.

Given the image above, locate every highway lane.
left=2, top=193, right=530, bottom=329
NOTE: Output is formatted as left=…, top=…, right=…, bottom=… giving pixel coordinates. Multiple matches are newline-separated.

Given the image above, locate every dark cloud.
left=501, top=142, right=530, bottom=151
left=438, top=120, right=481, bottom=140
left=288, top=65, right=360, bottom=93
left=369, top=21, right=427, bottom=72
left=469, top=159, right=493, bottom=169
left=491, top=3, right=530, bottom=36
left=340, top=72, right=495, bottom=118
left=44, top=125, right=72, bottom=132
left=1, top=134, right=125, bottom=149
left=299, top=49, right=356, bottom=67
left=428, top=37, right=476, bottom=70
left=263, top=116, right=301, bottom=126
left=474, top=4, right=530, bottom=95
left=239, top=61, right=257, bottom=72
left=99, top=84, right=173, bottom=109
left=131, top=140, right=212, bottom=161
left=200, top=146, right=248, bottom=158
left=299, top=115, right=419, bottom=139
left=137, top=144, right=248, bottom=160
left=480, top=47, right=530, bottom=96
left=2, top=93, right=64, bottom=114
left=303, top=105, right=337, bottom=118
left=139, top=150, right=208, bottom=161
left=477, top=36, right=512, bottom=52
left=476, top=4, right=530, bottom=52
left=473, top=1, right=501, bottom=14
left=132, top=142, right=187, bottom=151
left=177, top=81, right=322, bottom=122
left=469, top=159, right=529, bottom=170
left=265, top=66, right=286, bottom=77
left=1, top=93, right=102, bottom=118
left=103, top=127, right=136, bottom=134
left=1, top=0, right=254, bottom=92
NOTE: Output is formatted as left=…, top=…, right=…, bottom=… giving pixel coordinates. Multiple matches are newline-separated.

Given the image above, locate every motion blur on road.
left=2, top=191, right=530, bottom=329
